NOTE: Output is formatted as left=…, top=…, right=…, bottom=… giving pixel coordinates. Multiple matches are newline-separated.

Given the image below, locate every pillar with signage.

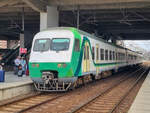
left=20, top=33, right=24, bottom=48
left=40, top=6, right=59, bottom=31
left=19, top=33, right=25, bottom=55
left=20, top=48, right=27, bottom=54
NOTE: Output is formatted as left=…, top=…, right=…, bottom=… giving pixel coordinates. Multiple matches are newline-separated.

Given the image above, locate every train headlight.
left=57, top=63, right=67, bottom=68
left=63, top=63, right=67, bottom=68
left=32, top=64, right=35, bottom=67
left=36, top=64, right=39, bottom=67
left=57, top=64, right=62, bottom=68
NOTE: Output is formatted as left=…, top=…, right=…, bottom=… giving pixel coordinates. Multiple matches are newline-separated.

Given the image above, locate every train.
left=29, top=27, right=143, bottom=91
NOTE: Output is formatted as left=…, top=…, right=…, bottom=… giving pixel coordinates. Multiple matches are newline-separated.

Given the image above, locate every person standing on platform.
left=14, top=56, right=21, bottom=75
left=21, top=57, right=26, bottom=76
left=0, top=53, right=2, bottom=70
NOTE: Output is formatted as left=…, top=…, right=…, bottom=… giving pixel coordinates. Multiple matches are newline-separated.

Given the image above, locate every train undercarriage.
left=33, top=70, right=113, bottom=92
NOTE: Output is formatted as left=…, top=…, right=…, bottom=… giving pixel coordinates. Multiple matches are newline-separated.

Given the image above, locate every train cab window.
left=109, top=51, right=112, bottom=60
left=100, top=49, right=104, bottom=60
left=92, top=47, right=95, bottom=60
left=51, top=38, right=70, bottom=51
left=74, top=39, right=80, bottom=52
left=105, top=50, right=108, bottom=60
left=33, top=39, right=50, bottom=52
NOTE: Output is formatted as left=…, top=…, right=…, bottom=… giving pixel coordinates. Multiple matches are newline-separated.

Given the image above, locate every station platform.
left=128, top=71, right=150, bottom=113
left=0, top=72, right=33, bottom=101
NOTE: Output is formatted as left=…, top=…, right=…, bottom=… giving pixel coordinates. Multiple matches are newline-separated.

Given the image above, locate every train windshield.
left=51, top=38, right=70, bottom=51
left=33, top=39, right=50, bottom=52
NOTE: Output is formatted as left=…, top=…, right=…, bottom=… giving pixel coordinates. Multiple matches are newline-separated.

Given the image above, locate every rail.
left=68, top=66, right=146, bottom=113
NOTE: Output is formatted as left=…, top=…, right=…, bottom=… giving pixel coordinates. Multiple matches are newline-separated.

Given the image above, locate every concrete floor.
left=2, top=71, right=31, bottom=83
left=128, top=71, right=150, bottom=113
left=0, top=72, right=33, bottom=101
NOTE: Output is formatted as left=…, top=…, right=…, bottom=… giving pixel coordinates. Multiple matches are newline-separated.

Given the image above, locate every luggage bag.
left=0, top=70, right=5, bottom=82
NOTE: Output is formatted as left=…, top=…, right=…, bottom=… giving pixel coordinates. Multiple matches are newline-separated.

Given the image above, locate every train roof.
left=42, top=27, right=141, bottom=55
left=42, top=27, right=125, bottom=49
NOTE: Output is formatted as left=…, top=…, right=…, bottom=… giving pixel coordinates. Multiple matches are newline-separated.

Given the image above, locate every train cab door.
left=83, top=42, right=90, bottom=72
left=96, top=44, right=99, bottom=75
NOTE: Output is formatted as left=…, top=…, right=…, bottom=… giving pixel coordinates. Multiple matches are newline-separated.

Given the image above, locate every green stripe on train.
left=70, top=28, right=126, bottom=76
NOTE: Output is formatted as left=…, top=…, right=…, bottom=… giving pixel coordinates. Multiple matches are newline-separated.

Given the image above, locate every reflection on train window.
left=74, top=39, right=80, bottom=52
left=33, top=39, right=50, bottom=52
left=100, top=49, right=104, bottom=60
left=51, top=38, right=70, bottom=51
left=105, top=50, right=108, bottom=60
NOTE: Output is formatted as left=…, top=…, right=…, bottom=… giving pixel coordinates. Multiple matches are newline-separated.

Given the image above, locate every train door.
left=96, top=44, right=99, bottom=75
left=83, top=42, right=90, bottom=72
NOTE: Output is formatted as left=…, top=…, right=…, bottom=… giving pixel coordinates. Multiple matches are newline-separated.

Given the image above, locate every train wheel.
left=102, top=71, right=112, bottom=78
left=95, top=73, right=102, bottom=80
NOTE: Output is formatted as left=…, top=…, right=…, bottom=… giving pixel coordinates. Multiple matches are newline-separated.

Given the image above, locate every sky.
left=124, top=40, right=150, bottom=52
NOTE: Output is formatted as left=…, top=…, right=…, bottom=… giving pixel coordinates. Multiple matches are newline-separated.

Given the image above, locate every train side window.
left=120, top=53, right=122, bottom=60
left=105, top=50, right=108, bottom=60
left=116, top=52, right=118, bottom=60
left=119, top=53, right=120, bottom=60
left=113, top=51, right=115, bottom=60
left=128, top=55, right=130, bottom=60
left=87, top=46, right=89, bottom=60
left=84, top=47, right=86, bottom=60
left=92, top=47, right=95, bottom=60
left=109, top=51, right=112, bottom=60
left=119, top=53, right=121, bottom=60
left=74, top=39, right=80, bottom=52
left=123, top=53, right=125, bottom=60
left=100, top=49, right=104, bottom=60
left=96, top=47, right=99, bottom=60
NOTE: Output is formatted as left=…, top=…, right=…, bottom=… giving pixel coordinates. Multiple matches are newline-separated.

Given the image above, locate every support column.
left=7, top=40, right=11, bottom=49
left=77, top=6, right=80, bottom=29
left=20, top=34, right=24, bottom=48
left=19, top=7, right=25, bottom=55
left=40, top=6, right=59, bottom=31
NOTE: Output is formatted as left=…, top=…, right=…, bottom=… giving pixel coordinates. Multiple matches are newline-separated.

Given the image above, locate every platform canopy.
left=0, top=0, right=150, bottom=40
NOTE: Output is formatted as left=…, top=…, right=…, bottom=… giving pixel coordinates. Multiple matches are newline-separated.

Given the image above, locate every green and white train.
left=29, top=27, right=142, bottom=91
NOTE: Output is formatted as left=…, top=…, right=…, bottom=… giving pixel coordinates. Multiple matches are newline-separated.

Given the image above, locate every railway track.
left=0, top=66, right=146, bottom=113
left=20, top=66, right=144, bottom=113
left=68, top=66, right=149, bottom=113
left=0, top=68, right=131, bottom=113
left=0, top=92, right=65, bottom=113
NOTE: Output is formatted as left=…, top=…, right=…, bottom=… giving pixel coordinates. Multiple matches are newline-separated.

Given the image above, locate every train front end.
left=29, top=29, right=78, bottom=91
